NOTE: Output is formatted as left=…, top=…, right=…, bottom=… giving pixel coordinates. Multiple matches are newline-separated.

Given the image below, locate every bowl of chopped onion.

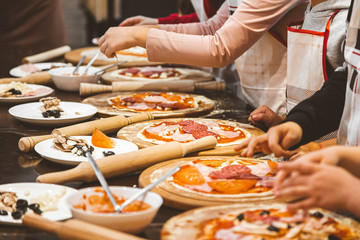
left=66, top=186, right=163, bottom=234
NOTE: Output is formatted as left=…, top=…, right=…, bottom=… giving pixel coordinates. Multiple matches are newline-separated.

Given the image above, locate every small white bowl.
left=49, top=66, right=101, bottom=92
left=66, top=186, right=163, bottom=234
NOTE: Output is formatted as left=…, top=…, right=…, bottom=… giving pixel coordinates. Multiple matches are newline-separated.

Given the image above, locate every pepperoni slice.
left=209, top=165, right=252, bottom=179
left=178, top=120, right=195, bottom=126
left=173, top=165, right=205, bottom=186
left=208, top=180, right=257, bottom=194
left=182, top=123, right=208, bottom=134
left=120, top=68, right=141, bottom=75
left=121, top=97, right=143, bottom=103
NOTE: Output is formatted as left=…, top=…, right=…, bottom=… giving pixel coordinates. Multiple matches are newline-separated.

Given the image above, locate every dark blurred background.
left=64, top=0, right=193, bottom=48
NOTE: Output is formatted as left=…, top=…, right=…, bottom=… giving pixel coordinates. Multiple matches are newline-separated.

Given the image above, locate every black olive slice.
left=16, top=199, right=28, bottom=209
left=267, top=225, right=279, bottom=232
left=328, top=234, right=342, bottom=240
left=311, top=211, right=324, bottom=218
left=11, top=210, right=23, bottom=219
left=103, top=151, right=115, bottom=157
left=260, top=210, right=270, bottom=216
left=0, top=210, right=8, bottom=215
left=236, top=213, right=244, bottom=221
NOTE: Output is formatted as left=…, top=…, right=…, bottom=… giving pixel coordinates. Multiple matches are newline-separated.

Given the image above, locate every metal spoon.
left=117, top=166, right=180, bottom=212
left=85, top=151, right=121, bottom=213
left=72, top=56, right=86, bottom=76
left=81, top=49, right=100, bottom=76
left=94, top=61, right=127, bottom=75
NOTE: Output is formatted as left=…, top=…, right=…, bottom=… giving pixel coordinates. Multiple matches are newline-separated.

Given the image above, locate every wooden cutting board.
left=139, top=156, right=277, bottom=210
left=101, top=67, right=214, bottom=84
left=116, top=118, right=264, bottom=155
left=64, top=47, right=161, bottom=67
left=82, top=92, right=215, bottom=118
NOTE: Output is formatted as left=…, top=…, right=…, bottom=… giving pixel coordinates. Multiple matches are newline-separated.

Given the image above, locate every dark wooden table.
left=0, top=84, right=251, bottom=240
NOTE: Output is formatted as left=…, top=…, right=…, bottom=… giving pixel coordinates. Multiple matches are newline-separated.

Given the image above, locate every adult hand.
left=248, top=105, right=284, bottom=129
left=274, top=161, right=360, bottom=213
left=119, top=16, right=158, bottom=26
left=234, top=122, right=303, bottom=158
left=98, top=26, right=150, bottom=58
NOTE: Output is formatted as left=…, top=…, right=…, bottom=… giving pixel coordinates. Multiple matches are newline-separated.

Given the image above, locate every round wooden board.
left=116, top=118, right=264, bottom=155
left=101, top=67, right=214, bottom=84
left=64, top=47, right=162, bottom=67
left=82, top=92, right=215, bottom=118
left=139, top=156, right=277, bottom=210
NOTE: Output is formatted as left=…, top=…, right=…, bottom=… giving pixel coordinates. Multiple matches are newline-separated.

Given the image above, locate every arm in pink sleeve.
left=147, top=0, right=307, bottom=68
left=158, top=2, right=229, bottom=35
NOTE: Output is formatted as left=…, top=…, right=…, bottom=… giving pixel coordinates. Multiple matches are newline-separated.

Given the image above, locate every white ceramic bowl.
left=49, top=66, right=101, bottom=92
left=66, top=186, right=163, bottom=234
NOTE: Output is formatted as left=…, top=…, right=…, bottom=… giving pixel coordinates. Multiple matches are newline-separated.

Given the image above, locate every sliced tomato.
left=267, top=160, right=278, bottom=175
left=173, top=165, right=205, bottom=185
left=91, top=128, right=115, bottom=148
left=208, top=180, right=257, bottom=194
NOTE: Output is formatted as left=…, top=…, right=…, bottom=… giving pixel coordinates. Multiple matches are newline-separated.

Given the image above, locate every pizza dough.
left=162, top=203, right=360, bottom=240
left=117, top=118, right=264, bottom=150
left=82, top=92, right=215, bottom=118
left=139, top=156, right=278, bottom=210
left=64, top=47, right=162, bottom=67
left=101, top=66, right=214, bottom=83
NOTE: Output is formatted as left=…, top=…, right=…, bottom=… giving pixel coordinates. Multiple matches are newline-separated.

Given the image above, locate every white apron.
left=227, top=0, right=288, bottom=114
left=287, top=10, right=340, bottom=141
left=191, top=0, right=208, bottom=22
left=286, top=11, right=339, bottom=111
left=338, top=0, right=360, bottom=146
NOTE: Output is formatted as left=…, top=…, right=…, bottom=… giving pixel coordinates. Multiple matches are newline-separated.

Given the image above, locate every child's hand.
left=275, top=161, right=359, bottom=212
left=234, top=122, right=302, bottom=158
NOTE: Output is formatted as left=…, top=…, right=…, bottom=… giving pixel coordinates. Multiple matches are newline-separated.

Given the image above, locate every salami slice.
left=209, top=165, right=252, bottom=179
left=182, top=123, right=208, bottom=134
left=192, top=130, right=219, bottom=139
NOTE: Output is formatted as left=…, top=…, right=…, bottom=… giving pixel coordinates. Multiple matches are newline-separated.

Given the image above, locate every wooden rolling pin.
left=36, top=136, right=217, bottom=184
left=23, top=213, right=146, bottom=240
left=18, top=112, right=153, bottom=153
left=22, top=45, right=71, bottom=63
left=0, top=72, right=52, bottom=85
left=80, top=80, right=225, bottom=96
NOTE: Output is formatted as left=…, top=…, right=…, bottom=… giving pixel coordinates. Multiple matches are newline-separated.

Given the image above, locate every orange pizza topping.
left=109, top=92, right=196, bottom=111
left=207, top=180, right=257, bottom=194
left=91, top=128, right=115, bottom=148
left=173, top=165, right=205, bottom=186
left=73, top=188, right=151, bottom=213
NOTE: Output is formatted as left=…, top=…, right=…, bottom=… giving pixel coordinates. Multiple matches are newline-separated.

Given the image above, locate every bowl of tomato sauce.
left=66, top=186, right=163, bottom=234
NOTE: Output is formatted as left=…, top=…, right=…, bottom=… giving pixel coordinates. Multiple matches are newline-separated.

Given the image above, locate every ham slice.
left=247, top=163, right=271, bottom=177
left=145, top=124, right=166, bottom=134
left=19, top=63, right=40, bottom=73
left=170, top=130, right=195, bottom=142
left=127, top=102, right=151, bottom=110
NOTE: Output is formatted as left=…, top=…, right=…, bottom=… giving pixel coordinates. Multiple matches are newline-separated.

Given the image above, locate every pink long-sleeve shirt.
left=146, top=0, right=308, bottom=68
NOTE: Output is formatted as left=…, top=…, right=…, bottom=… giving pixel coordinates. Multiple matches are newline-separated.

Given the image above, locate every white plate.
left=0, top=84, right=54, bottom=103
left=8, top=102, right=98, bottom=126
left=0, top=182, right=77, bottom=225
left=10, top=62, right=70, bottom=77
left=35, top=136, right=139, bottom=165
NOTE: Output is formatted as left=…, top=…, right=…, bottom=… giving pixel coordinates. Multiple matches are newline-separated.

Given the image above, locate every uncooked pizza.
left=139, top=157, right=278, bottom=210
left=162, top=203, right=360, bottom=240
left=150, top=157, right=276, bottom=197
left=137, top=119, right=251, bottom=147
left=81, top=46, right=147, bottom=63
left=108, top=92, right=199, bottom=113
left=102, top=66, right=214, bottom=83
